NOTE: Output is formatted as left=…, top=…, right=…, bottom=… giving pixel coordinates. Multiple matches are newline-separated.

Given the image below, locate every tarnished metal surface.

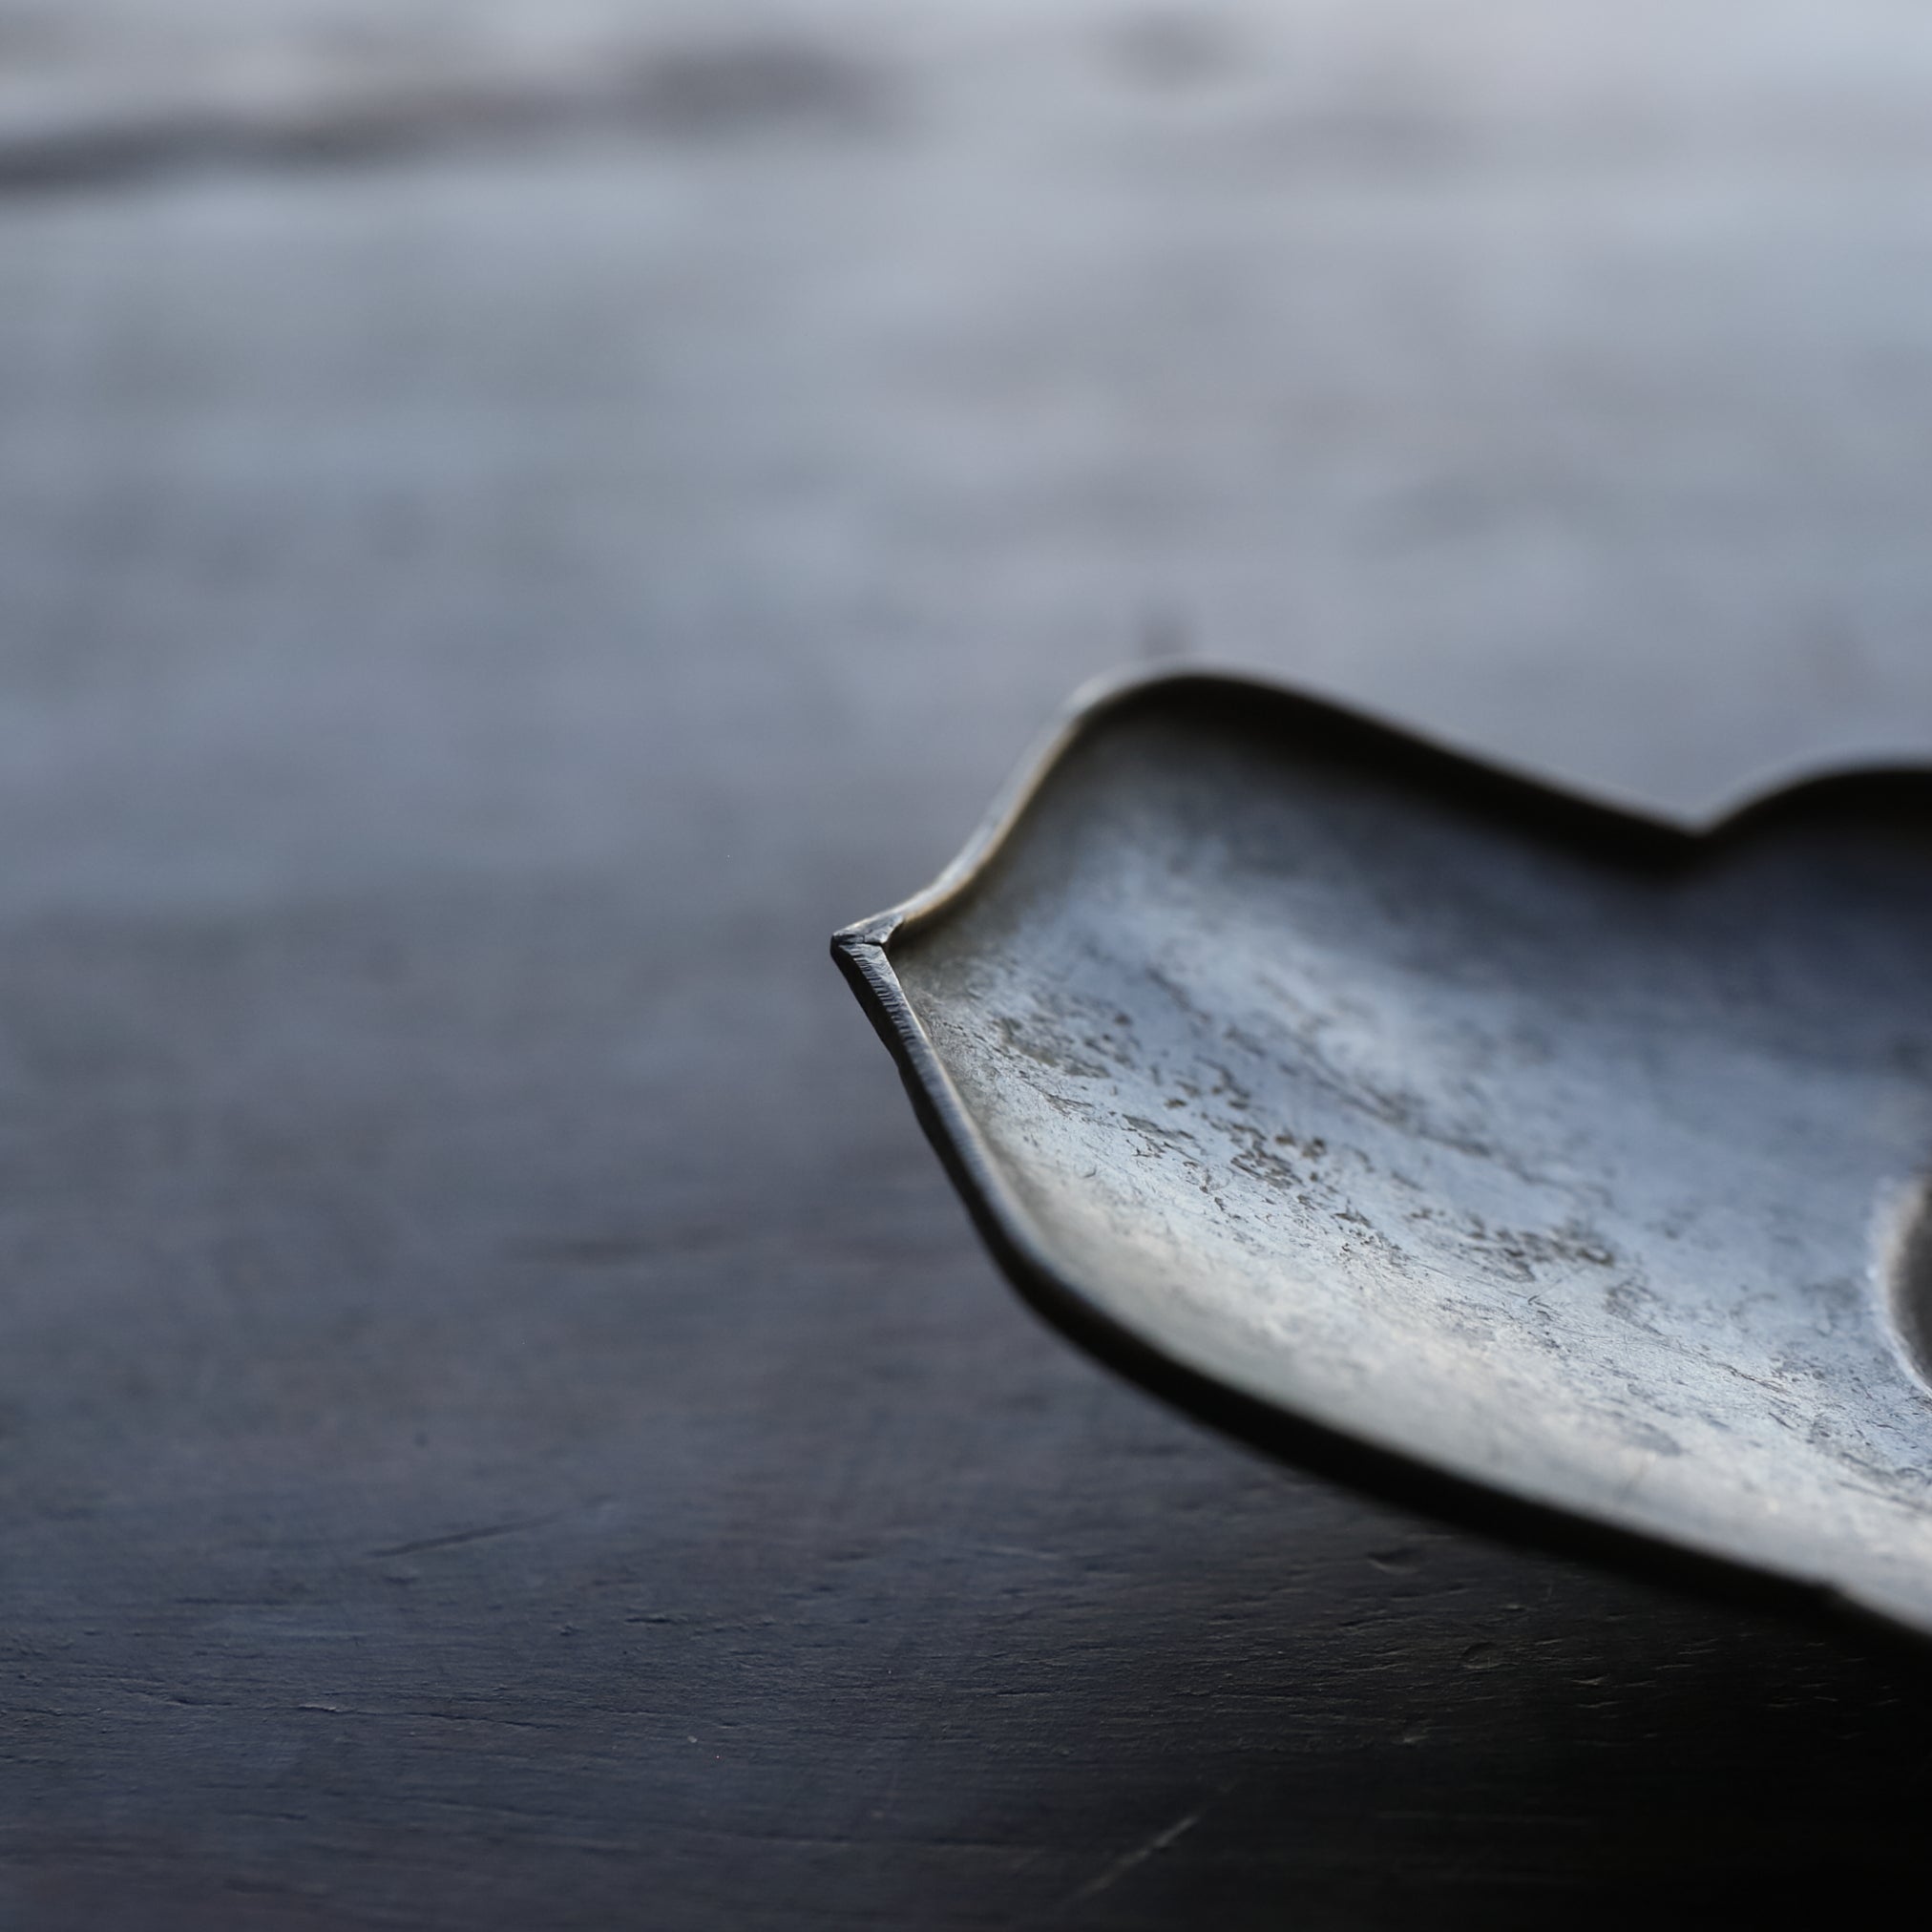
left=837, top=671, right=1932, bottom=1636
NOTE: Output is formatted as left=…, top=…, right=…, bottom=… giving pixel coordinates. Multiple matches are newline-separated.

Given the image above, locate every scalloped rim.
left=832, top=664, right=1932, bottom=1647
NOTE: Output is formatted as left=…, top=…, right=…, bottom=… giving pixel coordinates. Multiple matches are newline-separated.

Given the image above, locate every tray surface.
left=835, top=671, right=1932, bottom=1637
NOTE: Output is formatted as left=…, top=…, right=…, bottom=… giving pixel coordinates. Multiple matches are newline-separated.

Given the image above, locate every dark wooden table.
left=7, top=5, right=1932, bottom=1924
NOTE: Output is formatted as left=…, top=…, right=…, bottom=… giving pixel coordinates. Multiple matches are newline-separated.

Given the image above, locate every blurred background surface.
left=6, top=4, right=1932, bottom=1926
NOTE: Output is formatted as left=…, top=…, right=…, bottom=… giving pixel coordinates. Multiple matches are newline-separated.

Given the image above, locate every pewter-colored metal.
left=835, top=670, right=1932, bottom=1637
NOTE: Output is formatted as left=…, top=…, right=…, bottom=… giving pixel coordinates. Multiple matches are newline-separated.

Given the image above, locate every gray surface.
left=11, top=0, right=1932, bottom=882
left=6, top=2, right=1932, bottom=1923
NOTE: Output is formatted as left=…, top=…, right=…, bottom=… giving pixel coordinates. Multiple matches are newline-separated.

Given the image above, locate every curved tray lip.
left=832, top=663, right=1932, bottom=1646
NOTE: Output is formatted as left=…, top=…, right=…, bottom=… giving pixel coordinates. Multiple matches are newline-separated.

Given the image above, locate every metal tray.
left=833, top=670, right=1932, bottom=1638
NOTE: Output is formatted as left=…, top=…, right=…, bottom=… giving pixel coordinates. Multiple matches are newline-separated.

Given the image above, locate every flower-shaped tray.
left=834, top=671, right=1932, bottom=1637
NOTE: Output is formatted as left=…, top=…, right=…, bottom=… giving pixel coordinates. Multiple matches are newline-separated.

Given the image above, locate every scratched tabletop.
left=7, top=4, right=1932, bottom=1925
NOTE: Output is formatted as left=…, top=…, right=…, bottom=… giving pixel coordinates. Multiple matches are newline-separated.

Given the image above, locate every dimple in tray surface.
left=835, top=671, right=1932, bottom=1637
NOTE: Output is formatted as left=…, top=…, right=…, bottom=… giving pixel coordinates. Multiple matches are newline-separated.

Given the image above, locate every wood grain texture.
left=4, top=5, right=1932, bottom=1923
